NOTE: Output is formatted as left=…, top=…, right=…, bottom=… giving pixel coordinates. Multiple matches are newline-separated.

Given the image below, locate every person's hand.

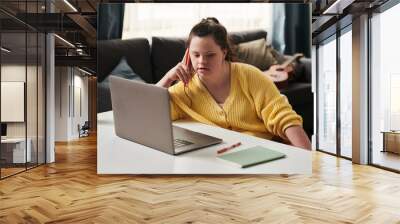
left=161, top=49, right=194, bottom=87
left=263, top=64, right=289, bottom=82
left=285, top=64, right=294, bottom=74
left=165, top=64, right=192, bottom=86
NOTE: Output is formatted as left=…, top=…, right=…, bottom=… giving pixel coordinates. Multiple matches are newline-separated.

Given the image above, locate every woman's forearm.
left=284, top=125, right=311, bottom=150
left=156, top=76, right=173, bottom=88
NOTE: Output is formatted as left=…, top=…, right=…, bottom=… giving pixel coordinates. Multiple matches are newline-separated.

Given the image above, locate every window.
left=370, top=2, right=400, bottom=171
left=339, top=28, right=352, bottom=158
left=122, top=3, right=273, bottom=40
left=317, top=36, right=337, bottom=154
left=0, top=1, right=46, bottom=179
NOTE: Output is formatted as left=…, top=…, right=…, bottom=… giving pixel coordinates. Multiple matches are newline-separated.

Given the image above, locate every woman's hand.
left=168, top=62, right=193, bottom=85
left=263, top=64, right=289, bottom=82
left=156, top=49, right=194, bottom=88
left=263, top=64, right=295, bottom=82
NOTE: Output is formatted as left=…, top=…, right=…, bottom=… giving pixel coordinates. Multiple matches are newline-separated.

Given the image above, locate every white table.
left=1, top=138, right=31, bottom=163
left=97, top=111, right=311, bottom=174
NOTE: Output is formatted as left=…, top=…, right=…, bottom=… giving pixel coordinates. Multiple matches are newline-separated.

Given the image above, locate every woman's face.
left=189, top=35, right=227, bottom=78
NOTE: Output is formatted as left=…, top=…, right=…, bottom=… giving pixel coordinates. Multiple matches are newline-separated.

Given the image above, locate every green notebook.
left=217, top=146, right=286, bottom=168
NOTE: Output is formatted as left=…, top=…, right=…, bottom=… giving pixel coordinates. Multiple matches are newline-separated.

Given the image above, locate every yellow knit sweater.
left=168, top=62, right=302, bottom=140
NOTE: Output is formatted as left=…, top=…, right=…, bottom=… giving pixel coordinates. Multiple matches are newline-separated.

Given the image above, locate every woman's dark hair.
left=187, top=17, right=235, bottom=61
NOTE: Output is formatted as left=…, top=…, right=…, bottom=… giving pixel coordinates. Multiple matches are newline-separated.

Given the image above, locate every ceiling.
left=0, top=0, right=100, bottom=73
left=311, top=0, right=390, bottom=43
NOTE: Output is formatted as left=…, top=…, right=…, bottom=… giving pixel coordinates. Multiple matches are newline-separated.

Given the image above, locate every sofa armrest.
left=282, top=55, right=311, bottom=83
left=97, top=79, right=112, bottom=113
left=98, top=38, right=153, bottom=83
left=279, top=82, right=313, bottom=137
left=299, top=57, right=311, bottom=83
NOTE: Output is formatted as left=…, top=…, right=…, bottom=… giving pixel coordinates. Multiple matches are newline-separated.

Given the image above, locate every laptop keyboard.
left=174, top=139, right=194, bottom=148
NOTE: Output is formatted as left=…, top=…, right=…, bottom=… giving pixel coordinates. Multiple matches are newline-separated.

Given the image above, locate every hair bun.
left=202, top=17, right=220, bottom=24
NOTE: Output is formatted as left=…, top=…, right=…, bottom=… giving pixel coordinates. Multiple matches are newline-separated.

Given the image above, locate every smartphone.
left=183, top=48, right=193, bottom=105
left=184, top=48, right=193, bottom=70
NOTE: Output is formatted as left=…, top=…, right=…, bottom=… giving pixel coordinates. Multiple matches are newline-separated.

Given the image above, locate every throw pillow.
left=97, top=57, right=145, bottom=113
left=236, top=38, right=278, bottom=71
left=151, top=37, right=186, bottom=82
left=109, top=57, right=145, bottom=82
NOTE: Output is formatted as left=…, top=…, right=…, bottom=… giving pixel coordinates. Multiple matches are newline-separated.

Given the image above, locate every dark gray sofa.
left=97, top=30, right=313, bottom=137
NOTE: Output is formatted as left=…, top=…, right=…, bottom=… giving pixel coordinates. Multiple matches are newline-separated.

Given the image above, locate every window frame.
left=314, top=20, right=353, bottom=161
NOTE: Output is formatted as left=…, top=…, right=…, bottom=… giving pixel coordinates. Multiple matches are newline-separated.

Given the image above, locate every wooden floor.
left=1, top=135, right=400, bottom=223
left=1, top=163, right=46, bottom=178
left=372, top=150, right=400, bottom=171
left=1, top=167, right=26, bottom=178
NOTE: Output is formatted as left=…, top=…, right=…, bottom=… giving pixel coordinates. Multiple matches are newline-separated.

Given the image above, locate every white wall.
left=79, top=74, right=89, bottom=129
left=1, top=65, right=25, bottom=126
left=71, top=73, right=89, bottom=138
left=1, top=65, right=37, bottom=137
left=1, top=65, right=26, bottom=140
left=55, top=67, right=89, bottom=141
left=55, top=66, right=69, bottom=141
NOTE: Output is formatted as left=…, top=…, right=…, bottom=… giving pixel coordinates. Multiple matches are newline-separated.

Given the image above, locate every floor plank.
left=1, top=134, right=400, bottom=223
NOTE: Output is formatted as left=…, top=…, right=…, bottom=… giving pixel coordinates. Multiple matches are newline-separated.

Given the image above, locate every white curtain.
left=122, top=3, right=273, bottom=42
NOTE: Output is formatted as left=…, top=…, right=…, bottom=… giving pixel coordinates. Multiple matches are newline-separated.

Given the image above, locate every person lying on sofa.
left=156, top=17, right=311, bottom=150
left=233, top=34, right=299, bottom=88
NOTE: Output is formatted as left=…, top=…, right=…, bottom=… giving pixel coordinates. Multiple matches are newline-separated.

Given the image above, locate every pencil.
left=217, top=142, right=242, bottom=154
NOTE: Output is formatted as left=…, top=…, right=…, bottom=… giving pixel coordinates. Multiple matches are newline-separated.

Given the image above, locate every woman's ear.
left=222, top=49, right=227, bottom=59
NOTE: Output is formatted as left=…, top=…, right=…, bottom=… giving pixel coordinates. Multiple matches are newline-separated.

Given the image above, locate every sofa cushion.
left=151, top=30, right=268, bottom=83
left=236, top=38, right=278, bottom=71
left=299, top=57, right=311, bottom=83
left=229, top=29, right=267, bottom=45
left=97, top=38, right=153, bottom=83
left=97, top=58, right=145, bottom=113
left=281, top=84, right=313, bottom=137
left=151, top=37, right=187, bottom=83
left=97, top=79, right=112, bottom=113
left=110, top=57, right=145, bottom=82
left=279, top=83, right=312, bottom=106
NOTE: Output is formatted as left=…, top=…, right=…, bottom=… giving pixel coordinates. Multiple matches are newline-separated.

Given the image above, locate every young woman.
left=156, top=18, right=311, bottom=150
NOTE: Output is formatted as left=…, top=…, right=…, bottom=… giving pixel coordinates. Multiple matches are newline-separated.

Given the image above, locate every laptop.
left=109, top=76, right=222, bottom=155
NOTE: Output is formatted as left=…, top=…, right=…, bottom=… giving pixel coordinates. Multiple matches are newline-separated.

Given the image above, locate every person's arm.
left=156, top=49, right=193, bottom=88
left=245, top=66, right=307, bottom=149
left=285, top=125, right=311, bottom=150
left=156, top=75, right=175, bottom=88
